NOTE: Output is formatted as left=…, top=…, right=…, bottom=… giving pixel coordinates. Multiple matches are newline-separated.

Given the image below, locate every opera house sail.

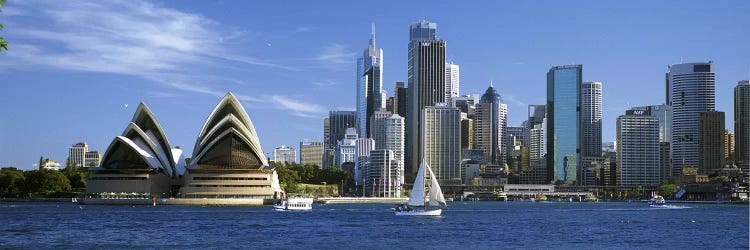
left=180, top=92, right=282, bottom=200
left=88, top=103, right=183, bottom=197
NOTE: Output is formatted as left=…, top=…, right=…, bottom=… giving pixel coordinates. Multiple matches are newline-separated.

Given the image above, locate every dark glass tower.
left=546, top=65, right=582, bottom=184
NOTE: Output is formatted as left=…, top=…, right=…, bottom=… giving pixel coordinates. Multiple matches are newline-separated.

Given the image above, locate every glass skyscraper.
left=736, top=80, right=750, bottom=175
left=356, top=25, right=384, bottom=138
left=547, top=65, right=582, bottom=184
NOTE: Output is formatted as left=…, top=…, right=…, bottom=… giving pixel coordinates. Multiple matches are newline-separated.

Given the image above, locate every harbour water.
left=1, top=202, right=747, bottom=249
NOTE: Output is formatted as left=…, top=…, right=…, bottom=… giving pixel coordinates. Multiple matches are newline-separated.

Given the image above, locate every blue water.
left=1, top=202, right=747, bottom=249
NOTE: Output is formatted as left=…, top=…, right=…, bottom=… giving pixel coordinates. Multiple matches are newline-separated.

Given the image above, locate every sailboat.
left=394, top=159, right=446, bottom=216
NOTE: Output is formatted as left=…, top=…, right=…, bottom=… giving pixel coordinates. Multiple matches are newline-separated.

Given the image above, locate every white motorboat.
left=273, top=197, right=313, bottom=211
left=395, top=159, right=446, bottom=216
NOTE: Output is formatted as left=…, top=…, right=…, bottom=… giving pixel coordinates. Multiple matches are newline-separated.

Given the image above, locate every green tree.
left=22, top=170, right=71, bottom=197
left=64, top=170, right=88, bottom=189
left=709, top=176, right=729, bottom=184
left=0, top=0, right=7, bottom=51
left=0, top=170, right=25, bottom=197
left=273, top=163, right=300, bottom=193
left=656, top=184, right=677, bottom=199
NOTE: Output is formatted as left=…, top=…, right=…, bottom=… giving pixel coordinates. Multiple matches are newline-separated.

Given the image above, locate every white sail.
left=426, top=163, right=446, bottom=207
left=407, top=161, right=426, bottom=206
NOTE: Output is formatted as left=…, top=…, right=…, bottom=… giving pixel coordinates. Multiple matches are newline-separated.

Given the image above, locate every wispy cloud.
left=2, top=0, right=328, bottom=118
left=315, top=43, right=356, bottom=70
left=293, top=27, right=313, bottom=33
left=504, top=94, right=528, bottom=108
left=313, top=80, right=337, bottom=87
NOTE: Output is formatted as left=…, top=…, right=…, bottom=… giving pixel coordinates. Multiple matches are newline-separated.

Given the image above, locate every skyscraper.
left=460, top=113, right=474, bottom=153
left=370, top=111, right=405, bottom=187
left=445, top=62, right=460, bottom=105
left=499, top=103, right=508, bottom=165
left=724, top=130, right=733, bottom=163
left=335, top=128, right=358, bottom=169
left=453, top=94, right=479, bottom=117
left=474, top=85, right=502, bottom=164
left=325, top=111, right=357, bottom=168
left=617, top=109, right=660, bottom=187
left=406, top=20, right=446, bottom=177
left=299, top=141, right=324, bottom=168
left=632, top=104, right=672, bottom=143
left=365, top=150, right=401, bottom=197
left=580, top=82, right=602, bottom=159
left=735, top=80, right=750, bottom=174
left=273, top=145, right=296, bottom=165
left=422, top=105, right=462, bottom=185
left=668, top=62, right=715, bottom=173
left=522, top=105, right=547, bottom=184
left=547, top=65, right=582, bottom=184
left=356, top=25, right=385, bottom=138
left=699, top=111, right=725, bottom=174
left=354, top=137, right=375, bottom=185
left=393, top=82, right=408, bottom=119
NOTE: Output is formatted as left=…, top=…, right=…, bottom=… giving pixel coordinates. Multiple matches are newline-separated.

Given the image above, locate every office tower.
left=660, top=142, right=671, bottom=183
left=325, top=111, right=356, bottom=168
left=505, top=126, right=528, bottom=174
left=474, top=85, right=502, bottom=164
left=547, top=65, right=582, bottom=184
left=453, top=94, right=479, bottom=118
left=724, top=130, right=733, bottom=162
left=369, top=109, right=393, bottom=146
left=699, top=111, right=725, bottom=174
left=393, top=82, right=408, bottom=119
left=668, top=62, right=715, bottom=173
left=460, top=113, right=473, bottom=152
left=357, top=25, right=385, bottom=138
left=445, top=62, right=460, bottom=105
left=355, top=137, right=375, bottom=185
left=422, top=106, right=462, bottom=185
left=581, top=81, right=602, bottom=159
left=299, top=141, right=324, bottom=168
left=370, top=113, right=405, bottom=185
left=632, top=104, right=672, bottom=143
left=499, top=103, right=508, bottom=165
left=406, top=20, right=446, bottom=177
left=335, top=128, right=358, bottom=169
left=84, top=151, right=101, bottom=168
left=385, top=97, right=395, bottom=114
left=505, top=126, right=528, bottom=146
left=521, top=105, right=547, bottom=184
left=617, top=109, right=660, bottom=186
left=273, top=145, right=296, bottom=165
left=68, top=142, right=89, bottom=168
left=735, top=80, right=750, bottom=174
left=365, top=150, right=401, bottom=197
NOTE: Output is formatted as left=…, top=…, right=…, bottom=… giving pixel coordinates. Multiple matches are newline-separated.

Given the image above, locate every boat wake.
left=649, top=204, right=691, bottom=209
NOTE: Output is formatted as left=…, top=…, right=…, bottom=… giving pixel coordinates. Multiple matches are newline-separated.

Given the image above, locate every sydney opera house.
left=87, top=93, right=283, bottom=205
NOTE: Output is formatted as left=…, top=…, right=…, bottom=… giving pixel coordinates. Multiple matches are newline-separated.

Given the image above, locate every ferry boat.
left=273, top=197, right=313, bottom=211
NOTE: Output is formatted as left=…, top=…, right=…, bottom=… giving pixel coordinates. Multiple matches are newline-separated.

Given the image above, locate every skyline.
left=1, top=0, right=749, bottom=170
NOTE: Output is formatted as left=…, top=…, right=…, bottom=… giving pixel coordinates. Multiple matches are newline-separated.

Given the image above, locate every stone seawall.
left=80, top=198, right=277, bottom=206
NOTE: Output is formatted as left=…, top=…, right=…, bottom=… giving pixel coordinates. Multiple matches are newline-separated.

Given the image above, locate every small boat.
left=395, top=159, right=446, bottom=216
left=648, top=195, right=672, bottom=208
left=274, top=197, right=313, bottom=211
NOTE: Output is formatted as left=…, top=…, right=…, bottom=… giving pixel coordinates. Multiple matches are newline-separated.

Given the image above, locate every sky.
left=0, top=0, right=748, bottom=170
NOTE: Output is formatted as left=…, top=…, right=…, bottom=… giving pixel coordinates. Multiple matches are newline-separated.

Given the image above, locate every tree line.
left=0, top=168, right=87, bottom=198
left=271, top=162, right=353, bottom=194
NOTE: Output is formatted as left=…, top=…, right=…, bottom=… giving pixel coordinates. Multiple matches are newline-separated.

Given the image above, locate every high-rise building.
left=422, top=106, right=462, bottom=185
left=299, top=141, right=324, bottom=168
left=699, top=111, right=725, bottom=174
left=724, top=130, right=733, bottom=163
left=580, top=81, right=602, bottom=159
left=370, top=112, right=405, bottom=186
left=474, top=85, right=502, bottom=164
left=84, top=151, right=101, bottom=168
left=668, top=62, right=715, bottom=173
left=68, top=142, right=89, bottom=168
left=460, top=113, right=473, bottom=152
left=335, top=128, right=358, bottom=169
left=393, top=82, right=408, bottom=119
left=273, top=145, right=296, bottom=165
left=365, top=150, right=401, bottom=198
left=445, top=62, right=460, bottom=105
left=632, top=104, right=672, bottom=143
left=357, top=25, right=385, bottom=138
left=385, top=97, right=395, bottom=114
left=406, top=20, right=446, bottom=177
left=660, top=142, right=671, bottom=183
left=521, top=105, right=547, bottom=184
left=499, top=103, right=508, bottom=165
left=453, top=94, right=479, bottom=118
left=325, top=111, right=357, bottom=168
left=354, top=137, right=375, bottom=185
left=735, top=80, right=750, bottom=174
left=369, top=109, right=393, bottom=146
left=617, top=109, right=660, bottom=187
left=547, top=65, right=582, bottom=184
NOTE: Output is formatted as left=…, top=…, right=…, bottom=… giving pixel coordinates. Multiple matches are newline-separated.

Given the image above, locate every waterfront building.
left=40, top=158, right=61, bottom=171
left=422, top=105, right=462, bottom=185
left=181, top=93, right=282, bottom=199
left=370, top=112, right=405, bottom=185
left=521, top=105, right=547, bottom=184
left=460, top=113, right=473, bottom=153
left=699, top=111, right=725, bottom=174
left=354, top=137, right=375, bottom=185
left=365, top=150, right=401, bottom=197
left=632, top=104, right=672, bottom=143
left=445, top=62, right=460, bottom=105
left=325, top=111, right=356, bottom=168
left=299, top=141, right=323, bottom=168
left=724, top=130, right=733, bottom=163
left=356, top=25, right=385, bottom=138
left=668, top=62, right=715, bottom=174
left=406, top=20, right=446, bottom=178
left=68, top=142, right=88, bottom=169
left=660, top=142, right=671, bottom=183
left=393, top=82, right=408, bottom=119
left=474, top=85, right=503, bottom=164
left=84, top=151, right=101, bottom=168
left=273, top=145, right=296, bottom=165
left=88, top=103, right=183, bottom=197
left=547, top=65, right=582, bottom=184
left=499, top=103, right=508, bottom=165
left=335, top=128, right=358, bottom=169
left=616, top=109, right=660, bottom=187
left=580, top=81, right=602, bottom=184
left=735, top=80, right=750, bottom=174
left=602, top=151, right=617, bottom=186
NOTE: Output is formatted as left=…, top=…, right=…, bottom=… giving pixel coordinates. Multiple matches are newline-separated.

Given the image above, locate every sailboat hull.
left=394, top=209, right=442, bottom=216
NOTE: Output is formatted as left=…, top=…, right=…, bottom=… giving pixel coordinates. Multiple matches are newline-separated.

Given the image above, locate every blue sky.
left=1, top=0, right=748, bottom=170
